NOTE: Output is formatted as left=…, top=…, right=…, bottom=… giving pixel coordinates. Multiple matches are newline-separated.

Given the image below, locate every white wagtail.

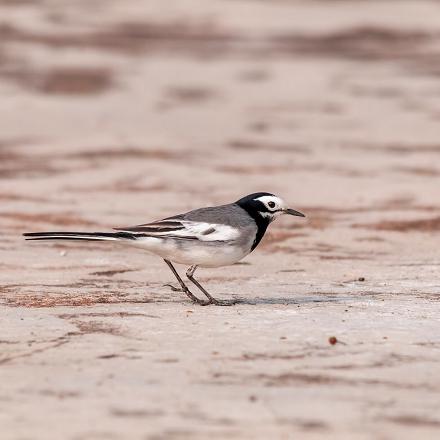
left=24, top=192, right=305, bottom=306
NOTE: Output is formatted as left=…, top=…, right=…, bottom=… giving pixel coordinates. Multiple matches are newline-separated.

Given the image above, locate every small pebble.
left=358, top=277, right=365, bottom=282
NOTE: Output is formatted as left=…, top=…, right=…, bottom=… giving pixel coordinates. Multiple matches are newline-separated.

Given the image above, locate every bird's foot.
left=163, top=283, right=182, bottom=292
left=206, top=297, right=238, bottom=306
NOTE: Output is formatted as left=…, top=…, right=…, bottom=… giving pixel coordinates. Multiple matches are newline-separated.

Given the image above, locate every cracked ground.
left=1, top=1, right=440, bottom=439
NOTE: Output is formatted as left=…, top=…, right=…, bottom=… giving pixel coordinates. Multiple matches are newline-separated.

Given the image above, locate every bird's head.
left=236, top=192, right=305, bottom=223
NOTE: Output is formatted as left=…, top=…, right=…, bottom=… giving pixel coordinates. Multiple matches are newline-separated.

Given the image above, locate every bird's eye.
left=268, top=201, right=276, bottom=209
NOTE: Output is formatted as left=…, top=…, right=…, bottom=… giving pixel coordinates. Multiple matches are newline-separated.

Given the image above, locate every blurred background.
left=1, top=0, right=439, bottom=212
left=1, top=1, right=440, bottom=438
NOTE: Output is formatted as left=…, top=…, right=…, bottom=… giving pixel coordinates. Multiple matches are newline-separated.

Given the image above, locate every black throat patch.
left=235, top=203, right=270, bottom=252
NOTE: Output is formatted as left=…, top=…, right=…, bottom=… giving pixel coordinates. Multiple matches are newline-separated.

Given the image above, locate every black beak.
left=285, top=208, right=305, bottom=217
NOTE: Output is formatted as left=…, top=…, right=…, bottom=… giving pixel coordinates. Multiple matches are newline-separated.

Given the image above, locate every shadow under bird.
left=23, top=192, right=305, bottom=305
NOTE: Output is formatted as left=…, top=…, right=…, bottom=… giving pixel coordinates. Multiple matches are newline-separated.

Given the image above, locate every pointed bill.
left=285, top=208, right=305, bottom=217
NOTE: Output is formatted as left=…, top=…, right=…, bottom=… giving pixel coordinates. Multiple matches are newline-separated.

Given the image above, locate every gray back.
left=180, top=203, right=255, bottom=228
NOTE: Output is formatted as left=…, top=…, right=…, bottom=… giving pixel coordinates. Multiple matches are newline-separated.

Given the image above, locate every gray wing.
left=114, top=204, right=248, bottom=242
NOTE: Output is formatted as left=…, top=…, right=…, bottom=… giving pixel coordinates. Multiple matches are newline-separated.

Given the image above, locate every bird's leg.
left=163, top=259, right=209, bottom=305
left=186, top=265, right=236, bottom=306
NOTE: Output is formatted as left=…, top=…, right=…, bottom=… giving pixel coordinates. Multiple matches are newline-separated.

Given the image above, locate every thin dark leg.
left=186, top=265, right=236, bottom=306
left=163, top=259, right=209, bottom=305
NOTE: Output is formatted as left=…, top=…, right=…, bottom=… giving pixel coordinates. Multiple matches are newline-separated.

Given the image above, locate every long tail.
left=23, top=231, right=136, bottom=241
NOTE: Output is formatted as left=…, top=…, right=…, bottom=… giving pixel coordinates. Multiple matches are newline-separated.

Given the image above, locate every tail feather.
left=23, top=231, right=136, bottom=241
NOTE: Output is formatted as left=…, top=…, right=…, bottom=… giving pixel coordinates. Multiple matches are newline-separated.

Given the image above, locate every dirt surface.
left=1, top=1, right=440, bottom=439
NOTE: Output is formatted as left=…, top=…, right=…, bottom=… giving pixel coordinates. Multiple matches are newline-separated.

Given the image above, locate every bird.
left=23, top=192, right=305, bottom=306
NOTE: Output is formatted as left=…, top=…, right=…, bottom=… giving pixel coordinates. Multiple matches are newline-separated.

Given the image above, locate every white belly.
left=130, top=236, right=252, bottom=267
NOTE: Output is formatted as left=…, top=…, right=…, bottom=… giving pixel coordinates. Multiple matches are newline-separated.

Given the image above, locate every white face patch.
left=254, top=195, right=288, bottom=221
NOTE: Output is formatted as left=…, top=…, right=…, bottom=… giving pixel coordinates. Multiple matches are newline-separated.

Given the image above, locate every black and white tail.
left=23, top=231, right=136, bottom=241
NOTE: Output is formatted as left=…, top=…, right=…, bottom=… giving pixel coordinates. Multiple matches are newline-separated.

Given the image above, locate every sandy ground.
left=1, top=1, right=440, bottom=439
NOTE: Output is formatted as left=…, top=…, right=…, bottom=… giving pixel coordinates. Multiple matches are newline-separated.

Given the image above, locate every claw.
left=163, top=283, right=182, bottom=292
